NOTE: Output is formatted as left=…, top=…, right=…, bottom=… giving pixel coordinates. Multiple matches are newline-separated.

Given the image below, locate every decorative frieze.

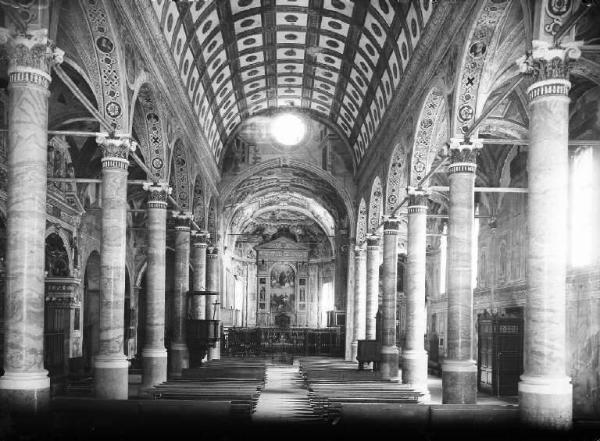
left=44, top=277, right=81, bottom=307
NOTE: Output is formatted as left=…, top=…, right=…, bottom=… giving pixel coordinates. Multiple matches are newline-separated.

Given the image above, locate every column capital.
left=383, top=217, right=401, bottom=233
left=96, top=135, right=134, bottom=170
left=1, top=28, right=63, bottom=88
left=517, top=40, right=581, bottom=92
left=366, top=235, right=380, bottom=248
left=143, top=182, right=171, bottom=209
left=407, top=186, right=429, bottom=211
left=448, top=137, right=481, bottom=174
left=354, top=245, right=366, bottom=258
left=207, top=246, right=219, bottom=257
left=192, top=231, right=210, bottom=247
left=172, top=211, right=193, bottom=231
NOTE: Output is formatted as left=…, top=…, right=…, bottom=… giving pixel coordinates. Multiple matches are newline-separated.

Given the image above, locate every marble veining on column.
left=403, top=190, right=429, bottom=397
left=366, top=236, right=380, bottom=340
left=380, top=219, right=400, bottom=381
left=94, top=135, right=135, bottom=400
left=351, top=245, right=367, bottom=363
left=441, top=139, right=480, bottom=404
left=169, top=212, right=192, bottom=376
left=0, top=29, right=63, bottom=413
left=141, top=182, right=170, bottom=389
left=515, top=40, right=579, bottom=430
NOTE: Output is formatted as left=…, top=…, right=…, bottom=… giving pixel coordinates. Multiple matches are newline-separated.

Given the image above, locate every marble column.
left=0, top=29, right=63, bottom=413
left=516, top=42, right=580, bottom=430
left=169, top=212, right=192, bottom=377
left=351, top=245, right=367, bottom=363
left=366, top=236, right=380, bottom=340
left=441, top=138, right=481, bottom=404
left=190, top=232, right=208, bottom=320
left=380, top=219, right=400, bottom=380
left=141, top=183, right=170, bottom=389
left=206, top=247, right=221, bottom=360
left=403, top=189, right=429, bottom=398
left=94, top=135, right=134, bottom=399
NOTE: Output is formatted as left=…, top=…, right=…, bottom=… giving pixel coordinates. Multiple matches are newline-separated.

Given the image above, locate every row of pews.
left=151, top=357, right=267, bottom=418
left=299, top=357, right=423, bottom=424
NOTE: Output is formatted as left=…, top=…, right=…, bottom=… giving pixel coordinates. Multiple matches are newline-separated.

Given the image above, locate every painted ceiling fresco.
left=150, top=0, right=435, bottom=166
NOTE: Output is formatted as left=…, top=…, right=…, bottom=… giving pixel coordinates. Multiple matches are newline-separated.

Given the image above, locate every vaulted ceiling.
left=150, top=0, right=435, bottom=166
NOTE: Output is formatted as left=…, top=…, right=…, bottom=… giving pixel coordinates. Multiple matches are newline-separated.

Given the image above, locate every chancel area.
left=0, top=0, right=600, bottom=439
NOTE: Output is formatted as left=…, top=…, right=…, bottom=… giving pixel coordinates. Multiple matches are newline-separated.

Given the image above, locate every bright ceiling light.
left=270, top=113, right=306, bottom=146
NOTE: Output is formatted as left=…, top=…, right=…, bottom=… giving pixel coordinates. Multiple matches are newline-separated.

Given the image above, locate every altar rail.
left=224, top=327, right=345, bottom=357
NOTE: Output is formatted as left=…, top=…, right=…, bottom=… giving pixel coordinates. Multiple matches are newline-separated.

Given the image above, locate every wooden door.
left=495, top=317, right=523, bottom=396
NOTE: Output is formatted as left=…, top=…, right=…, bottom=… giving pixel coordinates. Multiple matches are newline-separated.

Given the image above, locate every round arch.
left=356, top=198, right=368, bottom=245
left=367, top=176, right=383, bottom=235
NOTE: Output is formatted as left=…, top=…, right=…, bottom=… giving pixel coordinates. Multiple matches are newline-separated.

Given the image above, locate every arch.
left=409, top=86, right=448, bottom=186
left=207, top=196, right=217, bottom=239
left=220, top=159, right=356, bottom=237
left=192, top=174, right=206, bottom=228
left=171, top=140, right=192, bottom=211
left=367, top=176, right=383, bottom=235
left=44, top=226, right=73, bottom=277
left=385, top=143, right=408, bottom=215
left=356, top=198, right=368, bottom=245
left=131, top=82, right=168, bottom=180
left=451, top=0, right=513, bottom=138
left=79, top=0, right=129, bottom=133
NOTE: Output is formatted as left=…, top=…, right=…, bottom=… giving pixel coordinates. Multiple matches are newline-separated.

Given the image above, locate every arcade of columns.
left=0, top=29, right=221, bottom=412
left=0, top=15, right=585, bottom=433
left=349, top=42, right=581, bottom=429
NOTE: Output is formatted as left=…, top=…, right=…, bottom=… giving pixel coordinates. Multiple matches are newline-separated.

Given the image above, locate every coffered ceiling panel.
left=151, top=0, right=435, bottom=165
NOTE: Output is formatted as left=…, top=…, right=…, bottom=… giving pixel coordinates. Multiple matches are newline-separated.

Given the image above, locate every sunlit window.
left=270, top=113, right=306, bottom=146
left=320, top=282, right=334, bottom=326
left=570, top=147, right=595, bottom=267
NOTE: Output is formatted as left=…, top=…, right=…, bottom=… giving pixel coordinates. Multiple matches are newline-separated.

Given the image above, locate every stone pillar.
left=141, top=183, right=170, bottom=389
left=169, top=212, right=192, bottom=376
left=206, top=247, right=220, bottom=360
left=516, top=41, right=580, bottom=430
left=441, top=138, right=481, bottom=404
left=365, top=236, right=380, bottom=340
left=94, top=135, right=134, bottom=399
left=0, top=29, right=63, bottom=413
left=351, top=245, right=366, bottom=363
left=403, top=188, right=429, bottom=398
left=190, top=233, right=208, bottom=320
left=380, top=219, right=400, bottom=380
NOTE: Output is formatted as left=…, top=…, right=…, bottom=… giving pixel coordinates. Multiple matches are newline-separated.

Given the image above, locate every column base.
left=208, top=341, right=221, bottom=361
left=518, top=375, right=572, bottom=430
left=380, top=345, right=399, bottom=381
left=402, top=349, right=429, bottom=397
left=169, top=343, right=189, bottom=376
left=442, top=359, right=477, bottom=404
left=350, top=340, right=358, bottom=363
left=141, top=348, right=168, bottom=388
left=0, top=371, right=50, bottom=414
left=94, top=356, right=129, bottom=400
